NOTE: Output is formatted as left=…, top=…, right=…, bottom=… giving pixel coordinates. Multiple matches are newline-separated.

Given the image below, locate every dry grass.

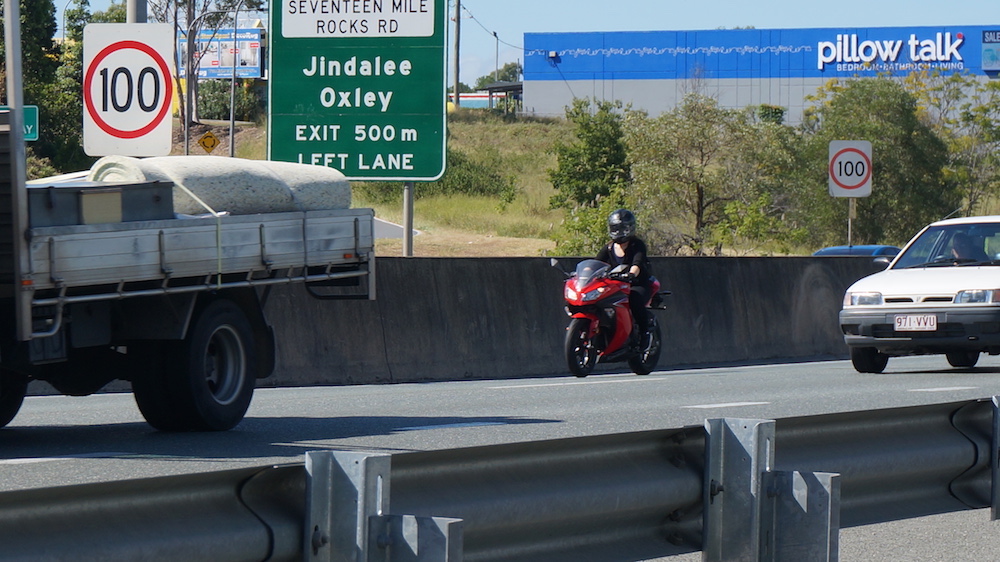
left=172, top=114, right=572, bottom=257
left=375, top=226, right=556, bottom=257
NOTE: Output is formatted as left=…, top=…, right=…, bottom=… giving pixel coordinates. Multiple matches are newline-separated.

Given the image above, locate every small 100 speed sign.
left=828, top=140, right=872, bottom=197
left=83, top=23, right=174, bottom=156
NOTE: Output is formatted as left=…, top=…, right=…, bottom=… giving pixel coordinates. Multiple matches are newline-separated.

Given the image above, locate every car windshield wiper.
left=902, top=257, right=988, bottom=268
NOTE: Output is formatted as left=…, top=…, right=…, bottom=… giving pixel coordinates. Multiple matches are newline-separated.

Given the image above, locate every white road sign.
left=828, top=140, right=872, bottom=197
left=83, top=23, right=174, bottom=156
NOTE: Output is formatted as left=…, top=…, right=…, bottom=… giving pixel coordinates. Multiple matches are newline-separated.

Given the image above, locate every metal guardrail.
left=1, top=398, right=998, bottom=561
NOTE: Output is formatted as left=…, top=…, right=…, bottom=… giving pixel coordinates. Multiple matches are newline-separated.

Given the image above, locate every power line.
left=460, top=4, right=524, bottom=52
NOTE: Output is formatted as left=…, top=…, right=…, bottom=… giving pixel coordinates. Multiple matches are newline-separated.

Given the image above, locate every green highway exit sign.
left=268, top=0, right=447, bottom=181
left=0, top=105, right=39, bottom=141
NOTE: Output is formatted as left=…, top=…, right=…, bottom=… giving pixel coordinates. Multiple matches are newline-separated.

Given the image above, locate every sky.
left=78, top=0, right=998, bottom=85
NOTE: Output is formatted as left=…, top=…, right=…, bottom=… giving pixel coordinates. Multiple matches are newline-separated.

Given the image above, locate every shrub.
left=354, top=147, right=517, bottom=205
left=196, top=79, right=265, bottom=122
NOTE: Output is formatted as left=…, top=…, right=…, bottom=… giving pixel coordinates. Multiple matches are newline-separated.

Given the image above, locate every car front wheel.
left=946, top=351, right=979, bottom=368
left=851, top=347, right=888, bottom=374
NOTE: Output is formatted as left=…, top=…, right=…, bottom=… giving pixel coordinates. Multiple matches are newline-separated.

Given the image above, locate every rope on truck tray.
left=174, top=183, right=223, bottom=290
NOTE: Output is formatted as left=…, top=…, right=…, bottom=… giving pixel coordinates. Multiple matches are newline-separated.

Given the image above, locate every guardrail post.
left=306, top=450, right=390, bottom=562
left=704, top=418, right=840, bottom=562
left=992, top=396, right=1000, bottom=521
left=762, top=470, right=840, bottom=561
left=304, top=450, right=463, bottom=562
left=704, top=418, right=775, bottom=561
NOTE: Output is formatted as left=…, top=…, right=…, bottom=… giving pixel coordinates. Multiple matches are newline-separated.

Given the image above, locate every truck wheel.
left=133, top=299, right=256, bottom=431
left=0, top=372, right=27, bottom=428
left=130, top=341, right=179, bottom=430
left=851, top=347, right=888, bottom=373
left=946, top=351, right=979, bottom=368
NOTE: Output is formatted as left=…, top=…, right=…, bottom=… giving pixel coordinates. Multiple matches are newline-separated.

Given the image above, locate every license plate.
left=894, top=314, right=937, bottom=332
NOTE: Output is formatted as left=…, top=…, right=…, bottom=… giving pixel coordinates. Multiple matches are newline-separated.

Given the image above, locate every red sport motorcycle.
left=553, top=258, right=668, bottom=377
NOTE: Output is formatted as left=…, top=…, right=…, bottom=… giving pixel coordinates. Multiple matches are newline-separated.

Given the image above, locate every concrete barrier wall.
left=261, top=256, right=884, bottom=386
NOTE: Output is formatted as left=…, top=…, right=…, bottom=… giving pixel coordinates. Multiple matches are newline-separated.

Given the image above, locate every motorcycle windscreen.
left=573, top=259, right=610, bottom=291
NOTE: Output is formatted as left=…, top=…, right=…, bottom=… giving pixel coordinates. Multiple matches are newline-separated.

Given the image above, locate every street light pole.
left=183, top=9, right=234, bottom=155
left=452, top=0, right=460, bottom=107
left=229, top=0, right=247, bottom=157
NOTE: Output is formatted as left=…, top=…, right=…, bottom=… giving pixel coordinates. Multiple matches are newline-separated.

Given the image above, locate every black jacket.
left=596, top=238, right=653, bottom=286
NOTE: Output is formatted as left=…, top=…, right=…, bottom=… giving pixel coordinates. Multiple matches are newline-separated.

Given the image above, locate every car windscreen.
left=893, top=223, right=1000, bottom=268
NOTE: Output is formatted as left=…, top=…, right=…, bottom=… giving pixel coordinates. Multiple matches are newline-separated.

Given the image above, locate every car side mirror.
left=873, top=256, right=892, bottom=268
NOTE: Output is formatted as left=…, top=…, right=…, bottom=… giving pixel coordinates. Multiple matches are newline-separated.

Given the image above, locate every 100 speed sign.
left=83, top=23, right=174, bottom=156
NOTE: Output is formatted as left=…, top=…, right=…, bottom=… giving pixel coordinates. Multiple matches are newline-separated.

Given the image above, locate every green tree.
left=625, top=94, right=775, bottom=254
left=447, top=82, right=474, bottom=94
left=798, top=78, right=959, bottom=246
left=91, top=0, right=125, bottom=22
left=0, top=0, right=60, bottom=91
left=473, top=61, right=521, bottom=90
left=549, top=189, right=628, bottom=256
left=711, top=118, right=809, bottom=255
left=548, top=98, right=631, bottom=210
left=197, top=78, right=264, bottom=122
left=903, top=70, right=1000, bottom=216
left=0, top=0, right=89, bottom=173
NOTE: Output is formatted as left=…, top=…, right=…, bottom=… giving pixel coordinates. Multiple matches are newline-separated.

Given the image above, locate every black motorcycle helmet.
left=607, top=209, right=636, bottom=244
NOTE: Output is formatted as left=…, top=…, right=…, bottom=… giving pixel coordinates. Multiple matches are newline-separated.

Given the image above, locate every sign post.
left=83, top=23, right=175, bottom=157
left=267, top=1, right=447, bottom=181
left=829, top=140, right=873, bottom=246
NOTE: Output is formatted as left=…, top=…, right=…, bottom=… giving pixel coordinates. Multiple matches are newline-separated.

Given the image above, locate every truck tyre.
left=0, top=372, right=27, bottom=428
left=133, top=299, right=256, bottom=431
left=851, top=347, right=888, bottom=374
left=130, top=341, right=178, bottom=430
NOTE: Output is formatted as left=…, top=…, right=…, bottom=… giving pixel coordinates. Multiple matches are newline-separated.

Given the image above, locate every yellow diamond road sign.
left=198, top=131, right=220, bottom=153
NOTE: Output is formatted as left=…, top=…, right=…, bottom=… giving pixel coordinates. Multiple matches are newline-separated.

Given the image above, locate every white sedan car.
left=840, top=216, right=1000, bottom=373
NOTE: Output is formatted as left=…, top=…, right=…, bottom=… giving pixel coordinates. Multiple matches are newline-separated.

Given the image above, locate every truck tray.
left=27, top=208, right=374, bottom=292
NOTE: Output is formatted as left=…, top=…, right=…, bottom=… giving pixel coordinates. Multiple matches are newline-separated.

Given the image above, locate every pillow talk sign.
left=268, top=0, right=447, bottom=180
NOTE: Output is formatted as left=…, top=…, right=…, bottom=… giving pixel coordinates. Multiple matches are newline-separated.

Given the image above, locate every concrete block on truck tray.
left=86, top=155, right=351, bottom=215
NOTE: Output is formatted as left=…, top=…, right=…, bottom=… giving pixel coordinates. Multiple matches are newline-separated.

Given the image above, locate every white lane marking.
left=398, top=421, right=507, bottom=432
left=908, top=386, right=978, bottom=393
left=490, top=360, right=846, bottom=390
left=0, top=452, right=130, bottom=466
left=490, top=375, right=667, bottom=389
left=683, top=402, right=770, bottom=409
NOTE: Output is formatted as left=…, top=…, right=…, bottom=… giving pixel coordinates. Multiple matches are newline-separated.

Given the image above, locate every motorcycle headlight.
left=565, top=286, right=577, bottom=300
left=582, top=287, right=606, bottom=302
left=955, top=289, right=1000, bottom=304
left=845, top=292, right=883, bottom=306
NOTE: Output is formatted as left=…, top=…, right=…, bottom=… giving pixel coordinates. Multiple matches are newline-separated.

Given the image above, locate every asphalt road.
left=4, top=354, right=1000, bottom=560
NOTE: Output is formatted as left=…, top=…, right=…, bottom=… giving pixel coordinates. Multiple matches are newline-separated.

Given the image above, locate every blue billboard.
left=525, top=26, right=1000, bottom=82
left=178, top=28, right=264, bottom=79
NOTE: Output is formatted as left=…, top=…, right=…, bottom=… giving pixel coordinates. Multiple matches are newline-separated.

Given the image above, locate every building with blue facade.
left=523, top=26, right=1000, bottom=123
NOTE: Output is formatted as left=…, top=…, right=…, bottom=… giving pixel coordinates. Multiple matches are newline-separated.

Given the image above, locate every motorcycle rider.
left=596, top=209, right=653, bottom=345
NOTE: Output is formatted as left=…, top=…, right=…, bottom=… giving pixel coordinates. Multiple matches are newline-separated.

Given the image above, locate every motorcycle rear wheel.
left=565, top=318, right=597, bottom=377
left=628, top=318, right=662, bottom=375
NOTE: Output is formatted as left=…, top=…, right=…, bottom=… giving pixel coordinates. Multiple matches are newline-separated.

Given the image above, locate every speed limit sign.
left=83, top=23, right=174, bottom=156
left=828, top=140, right=872, bottom=197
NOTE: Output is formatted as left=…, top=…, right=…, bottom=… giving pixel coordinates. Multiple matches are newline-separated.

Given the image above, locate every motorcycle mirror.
left=550, top=258, right=572, bottom=278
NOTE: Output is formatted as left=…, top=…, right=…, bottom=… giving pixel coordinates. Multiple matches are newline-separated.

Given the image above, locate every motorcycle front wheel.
left=628, top=318, right=662, bottom=375
left=565, top=317, right=598, bottom=377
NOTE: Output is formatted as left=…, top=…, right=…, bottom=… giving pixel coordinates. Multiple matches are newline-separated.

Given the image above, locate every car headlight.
left=955, top=289, right=1000, bottom=304
left=845, top=292, right=883, bottom=306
